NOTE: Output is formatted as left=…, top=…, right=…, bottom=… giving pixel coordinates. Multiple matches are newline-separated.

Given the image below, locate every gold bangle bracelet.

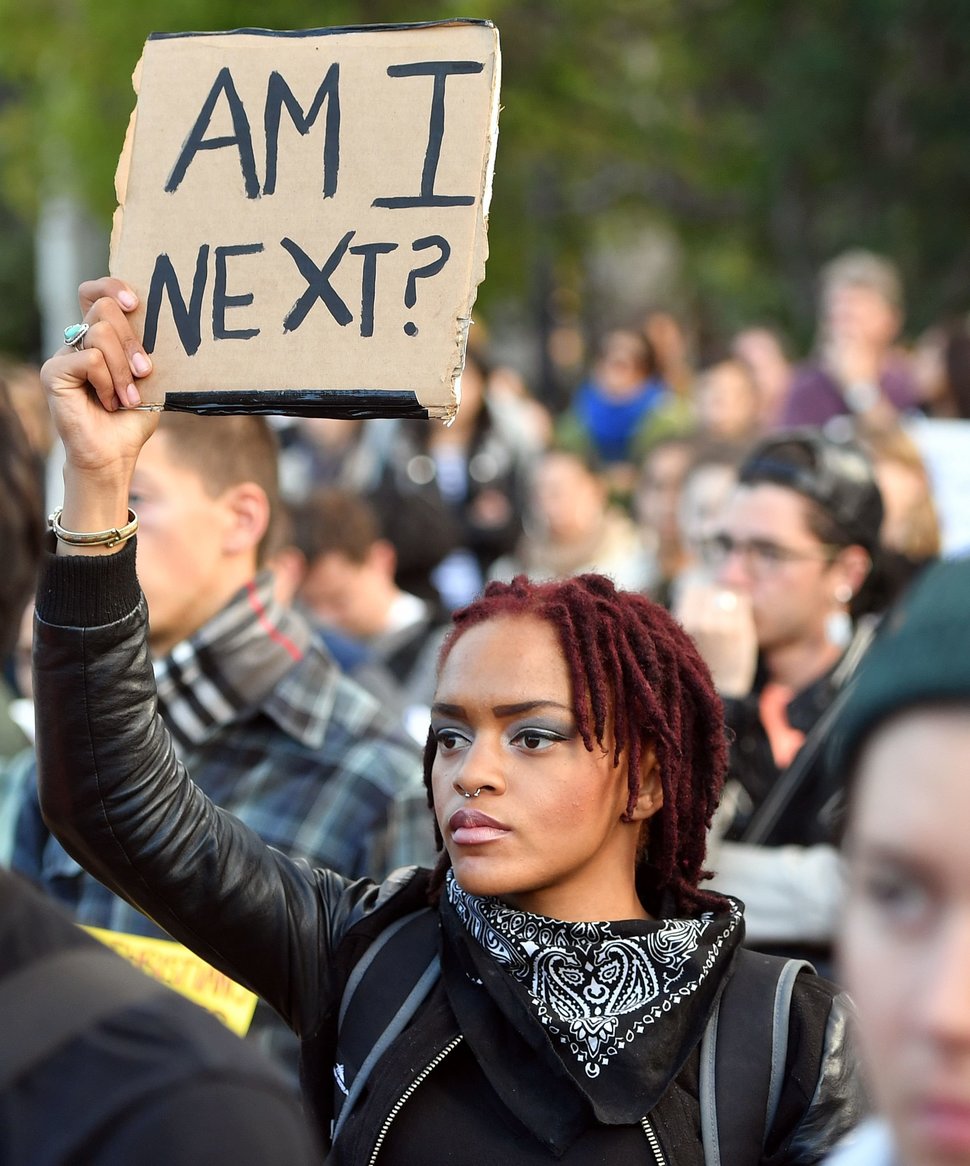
left=48, top=507, right=139, bottom=548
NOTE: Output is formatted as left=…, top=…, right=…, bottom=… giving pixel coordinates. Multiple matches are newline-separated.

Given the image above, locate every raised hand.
left=673, top=580, right=758, bottom=699
left=41, top=277, right=158, bottom=553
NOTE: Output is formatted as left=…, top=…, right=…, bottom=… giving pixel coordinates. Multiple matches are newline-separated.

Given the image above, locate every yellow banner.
left=84, top=926, right=258, bottom=1036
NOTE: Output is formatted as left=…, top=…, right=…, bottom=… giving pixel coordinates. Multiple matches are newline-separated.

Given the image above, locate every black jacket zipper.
left=366, top=1037, right=667, bottom=1165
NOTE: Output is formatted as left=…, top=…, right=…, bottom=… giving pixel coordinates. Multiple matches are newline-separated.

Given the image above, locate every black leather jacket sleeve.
left=32, top=542, right=393, bottom=1040
left=768, top=981, right=869, bottom=1164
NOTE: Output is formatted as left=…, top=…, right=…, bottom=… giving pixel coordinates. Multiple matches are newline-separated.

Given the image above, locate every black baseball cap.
left=738, top=428, right=884, bottom=554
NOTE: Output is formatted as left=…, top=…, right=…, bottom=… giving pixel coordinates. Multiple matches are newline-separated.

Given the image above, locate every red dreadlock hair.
left=423, top=573, right=729, bottom=916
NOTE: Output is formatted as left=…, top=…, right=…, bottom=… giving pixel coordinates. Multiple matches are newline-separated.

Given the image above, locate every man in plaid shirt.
left=13, top=412, right=437, bottom=1075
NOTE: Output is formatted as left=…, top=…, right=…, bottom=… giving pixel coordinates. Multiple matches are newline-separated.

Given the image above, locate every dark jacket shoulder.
left=0, top=870, right=319, bottom=1166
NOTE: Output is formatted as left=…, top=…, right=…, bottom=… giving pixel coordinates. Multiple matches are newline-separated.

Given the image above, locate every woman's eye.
left=434, top=729, right=468, bottom=751
left=512, top=729, right=560, bottom=751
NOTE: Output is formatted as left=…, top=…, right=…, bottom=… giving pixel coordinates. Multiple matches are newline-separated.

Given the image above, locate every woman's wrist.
left=56, top=474, right=135, bottom=557
left=50, top=506, right=138, bottom=555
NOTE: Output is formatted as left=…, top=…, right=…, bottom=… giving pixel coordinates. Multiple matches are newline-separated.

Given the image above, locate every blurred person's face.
left=129, top=432, right=253, bottom=655
left=841, top=708, right=970, bottom=1166
left=298, top=548, right=390, bottom=639
left=636, top=443, right=692, bottom=543
left=593, top=332, right=649, bottom=400
left=533, top=453, right=606, bottom=544
left=730, top=329, right=791, bottom=419
left=678, top=464, right=737, bottom=559
left=822, top=283, right=900, bottom=350
left=710, top=484, right=847, bottom=655
left=695, top=362, right=759, bottom=442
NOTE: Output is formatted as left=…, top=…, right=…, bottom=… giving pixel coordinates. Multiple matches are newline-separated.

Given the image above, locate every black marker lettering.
left=213, top=244, right=263, bottom=340
left=263, top=65, right=341, bottom=198
left=348, top=241, right=398, bottom=337
left=142, top=247, right=210, bottom=357
left=402, top=235, right=451, bottom=336
left=373, top=61, right=484, bottom=209
left=166, top=68, right=259, bottom=199
left=281, top=232, right=354, bottom=332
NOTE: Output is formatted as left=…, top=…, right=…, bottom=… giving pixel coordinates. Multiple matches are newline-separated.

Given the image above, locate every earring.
left=826, top=583, right=854, bottom=648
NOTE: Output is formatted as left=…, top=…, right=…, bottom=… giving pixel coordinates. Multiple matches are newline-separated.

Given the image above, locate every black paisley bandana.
left=444, top=871, right=744, bottom=1122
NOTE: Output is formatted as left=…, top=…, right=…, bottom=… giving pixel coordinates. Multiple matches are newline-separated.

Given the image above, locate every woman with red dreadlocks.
left=33, top=280, right=865, bottom=1164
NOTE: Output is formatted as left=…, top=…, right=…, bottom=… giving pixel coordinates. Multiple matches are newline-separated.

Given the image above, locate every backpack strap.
left=331, top=907, right=440, bottom=1143
left=699, top=949, right=814, bottom=1166
left=0, top=944, right=170, bottom=1091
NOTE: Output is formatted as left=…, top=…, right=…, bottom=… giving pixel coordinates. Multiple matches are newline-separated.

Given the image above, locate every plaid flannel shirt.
left=14, top=570, right=437, bottom=931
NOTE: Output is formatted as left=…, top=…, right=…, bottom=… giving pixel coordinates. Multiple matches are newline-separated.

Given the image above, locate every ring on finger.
left=63, top=322, right=90, bottom=351
left=714, top=589, right=738, bottom=613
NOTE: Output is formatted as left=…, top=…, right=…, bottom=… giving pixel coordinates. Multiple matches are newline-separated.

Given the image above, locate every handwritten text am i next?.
left=111, top=24, right=500, bottom=412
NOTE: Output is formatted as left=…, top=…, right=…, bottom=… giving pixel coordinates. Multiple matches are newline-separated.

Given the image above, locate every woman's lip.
left=913, top=1098, right=970, bottom=1154
left=448, top=808, right=510, bottom=844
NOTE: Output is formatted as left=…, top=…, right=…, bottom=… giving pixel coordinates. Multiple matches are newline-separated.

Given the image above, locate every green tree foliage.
left=0, top=199, right=39, bottom=354
left=637, top=0, right=970, bottom=343
left=1, top=0, right=969, bottom=356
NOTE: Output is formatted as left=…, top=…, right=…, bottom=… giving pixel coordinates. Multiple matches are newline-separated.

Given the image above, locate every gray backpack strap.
left=331, top=908, right=440, bottom=1144
left=0, top=945, right=169, bottom=1091
left=699, top=950, right=814, bottom=1165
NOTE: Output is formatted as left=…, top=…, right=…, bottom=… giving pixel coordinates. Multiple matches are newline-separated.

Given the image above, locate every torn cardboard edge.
left=110, top=20, right=500, bottom=420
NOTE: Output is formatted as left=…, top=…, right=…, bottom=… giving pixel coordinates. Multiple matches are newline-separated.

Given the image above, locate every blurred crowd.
left=3, top=244, right=970, bottom=1162
left=2, top=245, right=967, bottom=892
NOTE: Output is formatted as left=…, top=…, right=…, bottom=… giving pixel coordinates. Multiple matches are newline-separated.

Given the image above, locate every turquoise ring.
left=63, top=322, right=90, bottom=350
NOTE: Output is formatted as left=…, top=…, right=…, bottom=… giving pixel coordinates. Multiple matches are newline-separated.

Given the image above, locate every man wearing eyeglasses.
left=677, top=429, right=885, bottom=973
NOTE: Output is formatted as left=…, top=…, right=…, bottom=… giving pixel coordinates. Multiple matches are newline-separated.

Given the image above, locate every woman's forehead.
left=436, top=613, right=575, bottom=702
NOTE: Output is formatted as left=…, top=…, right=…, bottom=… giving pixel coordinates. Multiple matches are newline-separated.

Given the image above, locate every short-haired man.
left=287, top=485, right=449, bottom=729
left=14, top=411, right=436, bottom=1071
left=780, top=249, right=920, bottom=430
left=679, top=429, right=885, bottom=968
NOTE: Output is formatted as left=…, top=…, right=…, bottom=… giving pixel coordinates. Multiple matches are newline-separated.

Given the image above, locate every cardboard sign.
left=110, top=21, right=501, bottom=419
left=84, top=926, right=259, bottom=1036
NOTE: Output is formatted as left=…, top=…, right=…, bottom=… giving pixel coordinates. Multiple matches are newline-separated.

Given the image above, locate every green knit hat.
left=828, top=555, right=970, bottom=780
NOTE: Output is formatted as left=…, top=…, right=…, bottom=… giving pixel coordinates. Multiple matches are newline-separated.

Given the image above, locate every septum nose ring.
left=458, top=786, right=483, bottom=799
